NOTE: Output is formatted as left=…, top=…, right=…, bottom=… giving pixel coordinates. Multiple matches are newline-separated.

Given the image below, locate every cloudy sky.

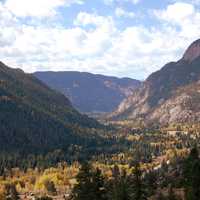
left=0, top=0, right=200, bottom=79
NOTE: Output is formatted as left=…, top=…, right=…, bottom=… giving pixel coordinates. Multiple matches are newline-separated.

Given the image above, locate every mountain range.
left=111, top=39, right=200, bottom=126
left=1, top=38, right=200, bottom=158
left=0, top=61, right=103, bottom=159
left=34, top=71, right=141, bottom=113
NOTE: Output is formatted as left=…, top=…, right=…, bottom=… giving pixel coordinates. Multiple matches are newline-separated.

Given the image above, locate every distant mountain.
left=111, top=39, right=200, bottom=125
left=0, top=61, right=102, bottom=160
left=34, top=71, right=141, bottom=113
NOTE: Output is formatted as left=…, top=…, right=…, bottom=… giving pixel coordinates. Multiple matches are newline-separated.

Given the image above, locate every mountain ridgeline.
left=34, top=71, right=141, bottom=113
left=0, top=61, right=108, bottom=168
left=111, top=39, right=200, bottom=125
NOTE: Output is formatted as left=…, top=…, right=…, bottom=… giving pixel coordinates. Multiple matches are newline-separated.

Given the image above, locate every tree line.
left=71, top=147, right=200, bottom=200
left=71, top=162, right=173, bottom=200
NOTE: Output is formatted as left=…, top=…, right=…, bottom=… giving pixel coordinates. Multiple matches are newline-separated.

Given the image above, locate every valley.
left=2, top=0, right=200, bottom=198
left=1, top=39, right=200, bottom=200
left=0, top=122, right=200, bottom=200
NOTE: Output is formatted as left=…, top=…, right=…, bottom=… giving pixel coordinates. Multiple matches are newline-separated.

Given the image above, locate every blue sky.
left=0, top=0, right=200, bottom=80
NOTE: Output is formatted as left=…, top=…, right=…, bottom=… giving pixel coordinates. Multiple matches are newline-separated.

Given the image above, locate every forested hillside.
left=34, top=71, right=141, bottom=113
left=0, top=61, right=110, bottom=169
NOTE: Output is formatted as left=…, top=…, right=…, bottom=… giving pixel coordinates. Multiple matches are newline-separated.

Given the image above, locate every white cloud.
left=131, top=0, right=140, bottom=4
left=74, top=12, right=113, bottom=27
left=153, top=2, right=200, bottom=40
left=115, top=7, right=135, bottom=18
left=171, top=0, right=200, bottom=5
left=154, top=2, right=194, bottom=24
left=73, top=12, right=116, bottom=56
left=4, top=0, right=84, bottom=17
left=0, top=9, right=117, bottom=73
left=1, top=1, right=200, bottom=79
left=104, top=0, right=140, bottom=5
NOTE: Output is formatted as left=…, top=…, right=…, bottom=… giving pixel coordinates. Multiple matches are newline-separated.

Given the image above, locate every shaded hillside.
left=0, top=61, right=102, bottom=157
left=111, top=39, right=200, bottom=125
left=34, top=71, right=141, bottom=113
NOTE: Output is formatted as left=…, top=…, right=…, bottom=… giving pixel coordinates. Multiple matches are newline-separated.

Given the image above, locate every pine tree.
left=107, top=165, right=120, bottom=200
left=107, top=165, right=131, bottom=200
left=145, top=170, right=157, bottom=196
left=71, top=163, right=107, bottom=200
left=130, top=163, right=147, bottom=200
left=183, top=147, right=199, bottom=184
left=71, top=162, right=94, bottom=200
left=186, top=160, right=200, bottom=200
left=183, top=147, right=200, bottom=200
left=92, top=168, right=107, bottom=200
left=119, top=169, right=132, bottom=200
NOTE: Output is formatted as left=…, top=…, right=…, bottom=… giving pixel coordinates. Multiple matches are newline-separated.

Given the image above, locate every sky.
left=0, top=0, right=200, bottom=80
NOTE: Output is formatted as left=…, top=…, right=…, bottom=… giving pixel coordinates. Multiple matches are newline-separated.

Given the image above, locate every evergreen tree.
left=183, top=147, right=200, bottom=200
left=118, top=169, right=132, bottom=200
left=145, top=170, right=157, bottom=196
left=130, top=163, right=147, bottom=200
left=185, top=160, right=200, bottom=200
left=107, top=165, right=131, bottom=200
left=71, top=162, right=94, bottom=200
left=107, top=165, right=120, bottom=200
left=92, top=168, right=107, bottom=200
left=183, top=147, right=199, bottom=186
left=71, top=162, right=107, bottom=200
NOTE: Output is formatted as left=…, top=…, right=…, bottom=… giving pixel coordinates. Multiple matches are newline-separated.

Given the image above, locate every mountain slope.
left=111, top=39, right=200, bottom=125
left=0, top=61, right=100, bottom=156
left=34, top=71, right=141, bottom=113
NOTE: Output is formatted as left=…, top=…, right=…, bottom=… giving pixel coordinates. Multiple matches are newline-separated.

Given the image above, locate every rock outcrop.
left=111, top=39, right=200, bottom=125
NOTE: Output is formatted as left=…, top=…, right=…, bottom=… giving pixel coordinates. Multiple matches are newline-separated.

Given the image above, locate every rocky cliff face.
left=183, top=39, right=200, bottom=62
left=111, top=39, right=200, bottom=125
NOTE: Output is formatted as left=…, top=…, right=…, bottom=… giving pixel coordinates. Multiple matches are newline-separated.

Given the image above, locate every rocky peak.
left=183, top=39, right=200, bottom=62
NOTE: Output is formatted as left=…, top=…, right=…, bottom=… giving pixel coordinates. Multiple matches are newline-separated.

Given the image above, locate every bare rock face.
left=183, top=39, right=200, bottom=62
left=110, top=83, right=151, bottom=119
left=111, top=38, right=200, bottom=125
left=149, top=81, right=200, bottom=125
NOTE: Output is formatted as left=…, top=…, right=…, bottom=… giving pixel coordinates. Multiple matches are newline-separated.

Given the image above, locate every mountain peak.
left=183, top=39, right=200, bottom=62
left=111, top=38, right=200, bottom=125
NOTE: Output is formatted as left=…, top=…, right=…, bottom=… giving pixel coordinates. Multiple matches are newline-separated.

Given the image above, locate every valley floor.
left=1, top=122, right=200, bottom=200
